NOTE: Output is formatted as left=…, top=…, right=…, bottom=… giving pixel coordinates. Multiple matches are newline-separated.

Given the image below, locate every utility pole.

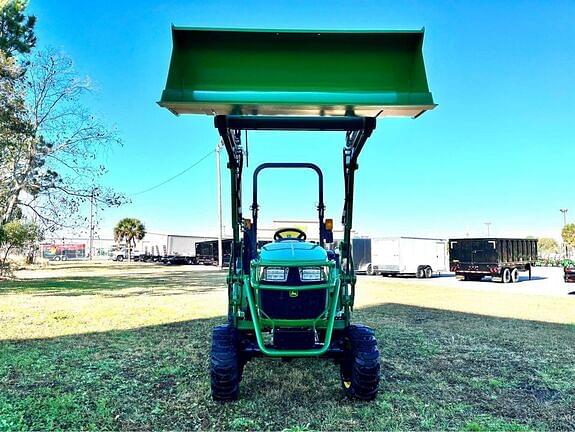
left=88, top=187, right=99, bottom=260
left=216, top=141, right=224, bottom=268
left=89, top=188, right=95, bottom=260
left=560, top=209, right=568, bottom=258
left=485, top=222, right=491, bottom=237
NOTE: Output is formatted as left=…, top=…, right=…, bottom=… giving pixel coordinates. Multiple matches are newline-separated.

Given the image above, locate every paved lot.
left=370, top=266, right=574, bottom=297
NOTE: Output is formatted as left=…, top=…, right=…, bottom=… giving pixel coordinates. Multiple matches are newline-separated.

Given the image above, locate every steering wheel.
left=274, top=227, right=307, bottom=242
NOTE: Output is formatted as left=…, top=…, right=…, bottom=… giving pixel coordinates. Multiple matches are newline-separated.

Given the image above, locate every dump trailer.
left=371, top=237, right=447, bottom=277
left=159, top=26, right=435, bottom=400
left=449, top=238, right=537, bottom=283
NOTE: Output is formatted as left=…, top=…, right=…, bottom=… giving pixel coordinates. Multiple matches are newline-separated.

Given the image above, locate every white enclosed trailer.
left=369, top=237, right=448, bottom=278
left=138, top=233, right=215, bottom=263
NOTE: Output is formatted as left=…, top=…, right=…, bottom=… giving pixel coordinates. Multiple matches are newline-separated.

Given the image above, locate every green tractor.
left=159, top=27, right=435, bottom=400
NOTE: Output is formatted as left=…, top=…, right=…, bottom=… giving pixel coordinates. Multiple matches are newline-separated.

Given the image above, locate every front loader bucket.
left=159, top=27, right=435, bottom=118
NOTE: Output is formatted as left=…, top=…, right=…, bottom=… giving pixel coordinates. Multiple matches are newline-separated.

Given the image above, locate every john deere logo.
left=288, top=290, right=298, bottom=298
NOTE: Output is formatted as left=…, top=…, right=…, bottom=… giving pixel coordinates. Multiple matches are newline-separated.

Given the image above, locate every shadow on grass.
left=0, top=271, right=227, bottom=298
left=1, top=304, right=574, bottom=431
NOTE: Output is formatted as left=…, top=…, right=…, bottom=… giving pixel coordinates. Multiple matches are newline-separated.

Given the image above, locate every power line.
left=131, top=149, right=215, bottom=196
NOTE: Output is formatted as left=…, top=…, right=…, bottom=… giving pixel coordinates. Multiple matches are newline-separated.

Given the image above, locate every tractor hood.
left=258, top=240, right=328, bottom=264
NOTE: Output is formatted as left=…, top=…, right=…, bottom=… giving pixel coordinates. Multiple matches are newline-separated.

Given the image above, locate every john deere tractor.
left=159, top=27, right=435, bottom=400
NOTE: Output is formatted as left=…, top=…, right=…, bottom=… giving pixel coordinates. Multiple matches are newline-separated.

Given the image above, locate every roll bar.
left=252, top=163, right=326, bottom=248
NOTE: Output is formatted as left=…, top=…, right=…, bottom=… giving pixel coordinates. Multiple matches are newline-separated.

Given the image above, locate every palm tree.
left=113, top=218, right=146, bottom=262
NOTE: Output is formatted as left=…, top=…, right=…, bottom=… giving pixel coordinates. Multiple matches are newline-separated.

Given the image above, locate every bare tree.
left=1, top=48, right=126, bottom=230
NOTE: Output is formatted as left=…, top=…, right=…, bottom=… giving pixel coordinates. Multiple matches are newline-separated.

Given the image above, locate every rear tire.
left=210, top=324, right=240, bottom=401
left=502, top=268, right=511, bottom=284
left=366, top=264, right=375, bottom=276
left=340, top=325, right=380, bottom=400
left=416, top=266, right=425, bottom=279
left=510, top=268, right=519, bottom=283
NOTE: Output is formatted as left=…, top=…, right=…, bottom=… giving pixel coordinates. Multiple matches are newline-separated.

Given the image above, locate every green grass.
left=1, top=266, right=574, bottom=430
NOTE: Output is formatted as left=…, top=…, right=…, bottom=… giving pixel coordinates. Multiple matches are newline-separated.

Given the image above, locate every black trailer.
left=195, top=239, right=233, bottom=266
left=449, top=238, right=537, bottom=283
left=352, top=238, right=373, bottom=274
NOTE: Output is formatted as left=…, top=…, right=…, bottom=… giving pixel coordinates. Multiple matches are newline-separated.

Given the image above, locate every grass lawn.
left=1, top=264, right=574, bottom=431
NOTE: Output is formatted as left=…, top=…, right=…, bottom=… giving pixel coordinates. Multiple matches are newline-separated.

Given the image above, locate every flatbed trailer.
left=449, top=238, right=537, bottom=283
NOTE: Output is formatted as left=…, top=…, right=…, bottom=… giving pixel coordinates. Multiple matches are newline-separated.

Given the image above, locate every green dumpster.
left=159, top=27, right=435, bottom=117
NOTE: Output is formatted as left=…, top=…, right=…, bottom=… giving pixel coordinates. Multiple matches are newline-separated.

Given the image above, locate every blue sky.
left=29, top=0, right=575, bottom=240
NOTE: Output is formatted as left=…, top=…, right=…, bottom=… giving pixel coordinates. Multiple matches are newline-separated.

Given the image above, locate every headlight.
left=261, top=267, right=288, bottom=282
left=299, top=267, right=326, bottom=282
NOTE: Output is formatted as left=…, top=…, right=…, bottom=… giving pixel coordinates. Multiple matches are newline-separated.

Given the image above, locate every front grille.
left=259, top=288, right=327, bottom=319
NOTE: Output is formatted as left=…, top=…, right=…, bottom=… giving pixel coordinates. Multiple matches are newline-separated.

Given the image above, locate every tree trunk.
left=1, top=246, right=13, bottom=276
left=2, top=187, right=21, bottom=224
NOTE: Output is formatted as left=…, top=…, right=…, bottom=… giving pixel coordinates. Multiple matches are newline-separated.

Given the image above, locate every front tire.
left=340, top=325, right=380, bottom=400
left=210, top=324, right=240, bottom=401
left=366, top=264, right=375, bottom=276
left=424, top=266, right=433, bottom=278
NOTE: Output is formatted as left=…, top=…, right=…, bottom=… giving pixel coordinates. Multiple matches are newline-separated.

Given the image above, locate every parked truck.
left=109, top=247, right=141, bottom=262
left=353, top=237, right=448, bottom=278
left=449, top=238, right=537, bottom=283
